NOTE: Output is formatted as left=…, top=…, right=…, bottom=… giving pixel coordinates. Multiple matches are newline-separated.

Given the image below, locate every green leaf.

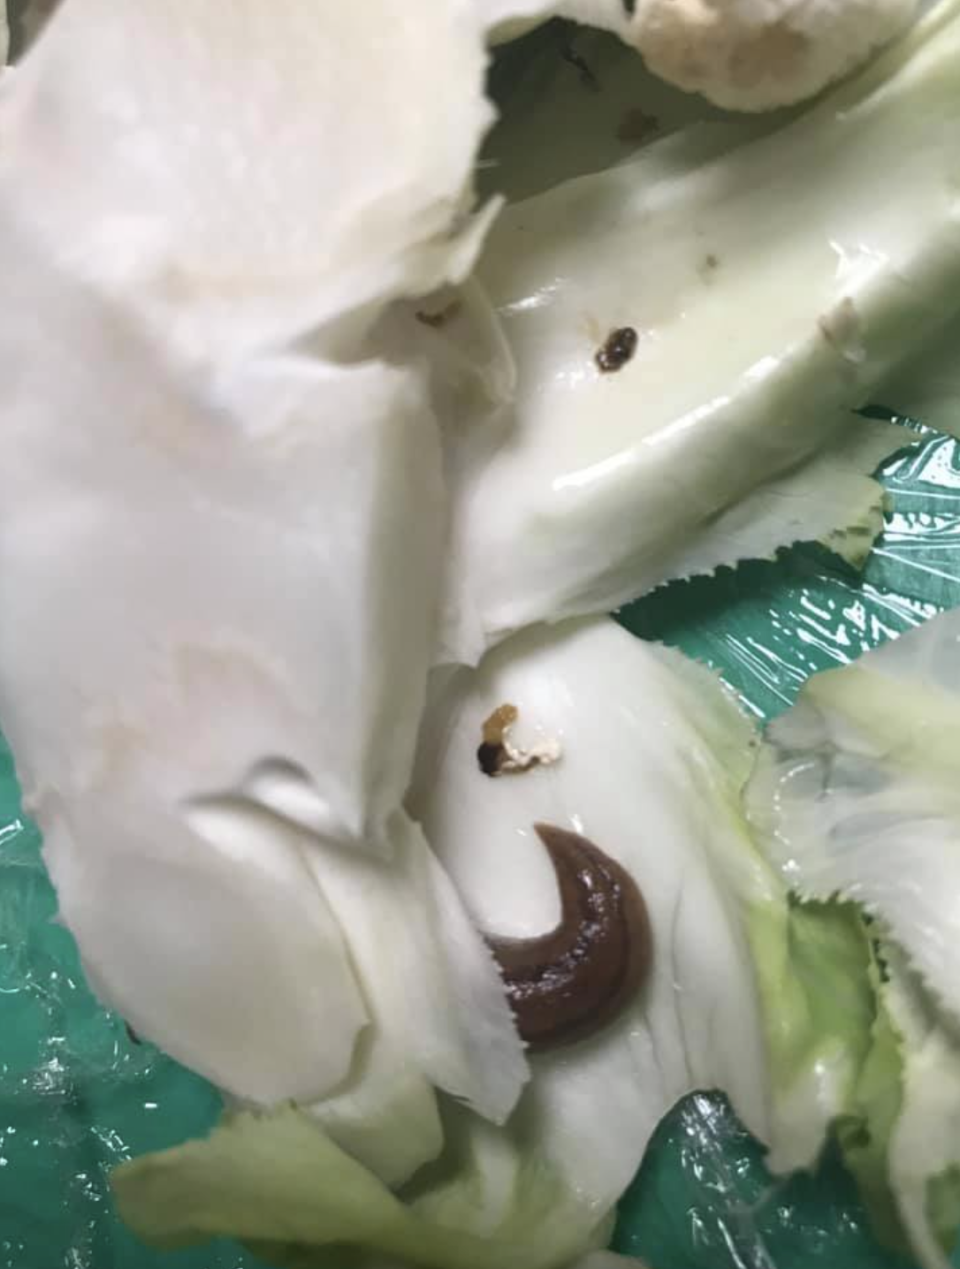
left=927, top=1165, right=960, bottom=1256
left=749, top=898, right=879, bottom=1173
left=112, top=1104, right=593, bottom=1269
left=880, top=946, right=960, bottom=1269
left=750, top=609, right=960, bottom=1266
left=750, top=607, right=960, bottom=1032
left=834, top=940, right=908, bottom=1256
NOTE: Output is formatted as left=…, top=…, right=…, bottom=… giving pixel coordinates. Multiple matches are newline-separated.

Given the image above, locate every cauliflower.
left=628, top=0, right=921, bottom=111
left=494, top=0, right=921, bottom=111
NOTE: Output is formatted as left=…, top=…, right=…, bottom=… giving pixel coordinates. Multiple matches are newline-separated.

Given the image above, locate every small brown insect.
left=487, top=824, right=652, bottom=1051
left=595, top=326, right=639, bottom=374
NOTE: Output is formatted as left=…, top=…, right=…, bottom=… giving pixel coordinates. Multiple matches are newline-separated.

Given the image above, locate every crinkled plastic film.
left=613, top=1094, right=915, bottom=1269
left=2, top=421, right=958, bottom=1269
left=620, top=420, right=950, bottom=721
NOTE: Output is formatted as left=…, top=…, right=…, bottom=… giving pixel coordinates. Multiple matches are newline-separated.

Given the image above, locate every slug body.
left=487, top=823, right=652, bottom=1051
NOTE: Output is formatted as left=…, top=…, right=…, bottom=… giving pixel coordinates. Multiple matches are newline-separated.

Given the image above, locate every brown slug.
left=486, top=823, right=652, bottom=1052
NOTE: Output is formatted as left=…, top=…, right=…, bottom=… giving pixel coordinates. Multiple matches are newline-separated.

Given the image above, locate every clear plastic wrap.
left=620, top=421, right=951, bottom=720
left=614, top=1094, right=915, bottom=1269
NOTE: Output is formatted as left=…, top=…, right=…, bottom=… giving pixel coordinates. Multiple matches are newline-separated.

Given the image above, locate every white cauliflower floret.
left=628, top=0, right=920, bottom=111
left=492, top=0, right=920, bottom=112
